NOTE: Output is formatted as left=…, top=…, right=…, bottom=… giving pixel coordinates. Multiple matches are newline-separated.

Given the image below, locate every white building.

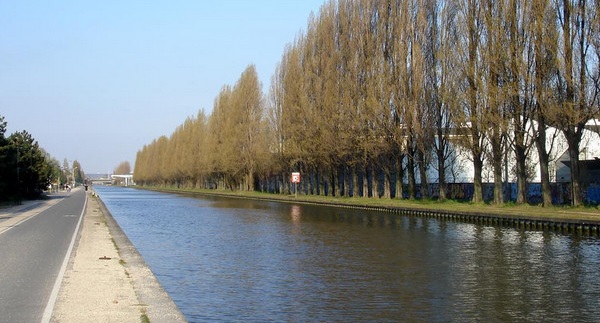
left=425, top=119, right=600, bottom=185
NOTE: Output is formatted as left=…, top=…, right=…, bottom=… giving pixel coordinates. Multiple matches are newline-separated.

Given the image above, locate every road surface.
left=0, top=189, right=86, bottom=323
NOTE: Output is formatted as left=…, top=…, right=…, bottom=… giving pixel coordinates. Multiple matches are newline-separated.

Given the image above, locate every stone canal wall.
left=295, top=199, right=600, bottom=236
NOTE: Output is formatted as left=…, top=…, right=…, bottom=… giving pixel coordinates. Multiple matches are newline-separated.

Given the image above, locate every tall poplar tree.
left=459, top=0, right=487, bottom=203
left=554, top=0, right=600, bottom=206
left=530, top=0, right=560, bottom=206
left=232, top=65, right=266, bottom=191
left=428, top=0, right=461, bottom=200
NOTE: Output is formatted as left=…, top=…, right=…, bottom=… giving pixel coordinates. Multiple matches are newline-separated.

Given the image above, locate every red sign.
left=291, top=172, right=301, bottom=183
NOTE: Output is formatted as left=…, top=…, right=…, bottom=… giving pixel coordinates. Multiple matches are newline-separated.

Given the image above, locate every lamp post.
left=15, top=138, right=20, bottom=203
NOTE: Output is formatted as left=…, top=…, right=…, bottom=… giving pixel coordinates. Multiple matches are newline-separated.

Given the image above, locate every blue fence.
left=406, top=182, right=600, bottom=205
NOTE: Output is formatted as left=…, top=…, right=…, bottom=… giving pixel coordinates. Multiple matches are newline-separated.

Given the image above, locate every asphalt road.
left=0, top=189, right=86, bottom=323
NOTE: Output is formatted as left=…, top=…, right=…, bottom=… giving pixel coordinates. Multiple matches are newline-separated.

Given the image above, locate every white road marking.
left=40, top=194, right=87, bottom=323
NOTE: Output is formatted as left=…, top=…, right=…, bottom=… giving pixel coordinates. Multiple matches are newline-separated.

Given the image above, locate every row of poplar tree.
left=134, top=0, right=600, bottom=206
left=0, top=116, right=85, bottom=201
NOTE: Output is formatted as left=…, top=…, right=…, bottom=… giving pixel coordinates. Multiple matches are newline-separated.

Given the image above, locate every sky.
left=0, top=0, right=324, bottom=174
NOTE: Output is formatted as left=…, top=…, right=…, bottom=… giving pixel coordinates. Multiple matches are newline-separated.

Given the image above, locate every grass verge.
left=138, top=186, right=600, bottom=223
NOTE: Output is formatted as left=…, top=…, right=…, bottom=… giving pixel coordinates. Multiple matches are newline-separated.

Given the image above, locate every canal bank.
left=51, top=192, right=186, bottom=322
left=148, top=187, right=600, bottom=236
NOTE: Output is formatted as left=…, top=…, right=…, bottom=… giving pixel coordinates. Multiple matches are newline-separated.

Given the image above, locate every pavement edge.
left=95, top=195, right=188, bottom=323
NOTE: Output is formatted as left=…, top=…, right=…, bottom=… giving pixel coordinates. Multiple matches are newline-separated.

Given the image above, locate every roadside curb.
left=96, top=195, right=187, bottom=322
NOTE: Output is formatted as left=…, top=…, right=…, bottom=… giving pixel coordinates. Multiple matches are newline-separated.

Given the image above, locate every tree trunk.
left=334, top=164, right=341, bottom=196
left=396, top=155, right=404, bottom=199
left=493, top=155, right=503, bottom=205
left=374, top=162, right=382, bottom=198
left=353, top=163, right=361, bottom=198
left=342, top=163, right=350, bottom=197
left=316, top=168, right=323, bottom=196
left=514, top=141, right=527, bottom=204
left=473, top=153, right=484, bottom=203
left=247, top=170, right=254, bottom=191
left=364, top=160, right=371, bottom=198
left=330, top=167, right=336, bottom=197
left=383, top=161, right=392, bottom=199
left=538, top=149, right=552, bottom=206
left=560, top=0, right=582, bottom=207
left=344, top=164, right=352, bottom=197
left=534, top=112, right=552, bottom=207
left=566, top=133, right=582, bottom=206
left=308, top=171, right=314, bottom=195
left=363, top=163, right=370, bottom=198
left=384, top=176, right=391, bottom=199
left=437, top=146, right=447, bottom=200
left=491, top=135, right=503, bottom=205
left=406, top=134, right=417, bottom=199
left=417, top=150, right=429, bottom=199
left=407, top=153, right=416, bottom=199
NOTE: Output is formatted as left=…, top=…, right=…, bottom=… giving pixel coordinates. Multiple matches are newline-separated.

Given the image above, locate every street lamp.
left=15, top=138, right=20, bottom=203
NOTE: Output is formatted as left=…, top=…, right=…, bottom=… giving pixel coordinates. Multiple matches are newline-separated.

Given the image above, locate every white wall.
left=423, top=119, right=600, bottom=184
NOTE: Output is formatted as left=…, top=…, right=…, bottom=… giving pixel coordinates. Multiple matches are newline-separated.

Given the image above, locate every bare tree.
left=427, top=0, right=460, bottom=200
left=554, top=0, right=599, bottom=205
left=458, top=0, right=487, bottom=203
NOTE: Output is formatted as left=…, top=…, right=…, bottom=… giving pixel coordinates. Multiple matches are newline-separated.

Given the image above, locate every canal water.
left=94, top=186, right=600, bottom=322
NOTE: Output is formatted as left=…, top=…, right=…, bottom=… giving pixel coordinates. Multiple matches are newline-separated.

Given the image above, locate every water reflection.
left=290, top=205, right=301, bottom=222
left=95, top=187, right=600, bottom=322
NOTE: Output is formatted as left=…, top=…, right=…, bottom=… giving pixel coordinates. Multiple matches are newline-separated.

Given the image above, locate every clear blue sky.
left=0, top=0, right=323, bottom=174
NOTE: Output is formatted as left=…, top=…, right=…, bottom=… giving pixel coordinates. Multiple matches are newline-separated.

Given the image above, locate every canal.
left=94, top=186, right=600, bottom=322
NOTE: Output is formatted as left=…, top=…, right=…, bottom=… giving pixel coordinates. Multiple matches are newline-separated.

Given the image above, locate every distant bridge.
left=111, top=174, right=134, bottom=186
left=87, top=173, right=135, bottom=186
left=90, top=178, right=112, bottom=185
left=87, top=173, right=112, bottom=185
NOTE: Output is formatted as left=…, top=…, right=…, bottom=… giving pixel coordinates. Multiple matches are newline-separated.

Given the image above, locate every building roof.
left=560, top=158, right=600, bottom=170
